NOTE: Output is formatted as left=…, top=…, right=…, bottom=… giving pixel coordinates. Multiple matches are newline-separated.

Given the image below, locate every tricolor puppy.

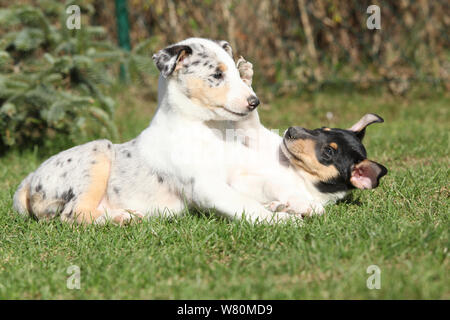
left=13, top=38, right=290, bottom=225
left=229, top=114, right=388, bottom=216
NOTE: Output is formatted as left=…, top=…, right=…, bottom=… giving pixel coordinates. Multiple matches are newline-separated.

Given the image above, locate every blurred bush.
left=0, top=0, right=155, bottom=151
left=93, top=0, right=448, bottom=93
left=0, top=0, right=448, bottom=151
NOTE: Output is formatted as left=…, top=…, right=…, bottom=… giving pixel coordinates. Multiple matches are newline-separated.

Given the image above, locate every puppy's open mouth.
left=222, top=107, right=248, bottom=117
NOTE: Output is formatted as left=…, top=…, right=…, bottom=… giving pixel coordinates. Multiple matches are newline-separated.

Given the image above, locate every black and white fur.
left=229, top=113, right=388, bottom=216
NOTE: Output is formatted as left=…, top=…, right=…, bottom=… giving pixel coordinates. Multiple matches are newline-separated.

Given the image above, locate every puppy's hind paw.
left=97, top=210, right=144, bottom=226
left=114, top=210, right=144, bottom=226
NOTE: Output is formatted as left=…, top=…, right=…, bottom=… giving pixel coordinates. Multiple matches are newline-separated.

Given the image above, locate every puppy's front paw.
left=236, top=56, right=254, bottom=87
left=285, top=200, right=325, bottom=217
left=266, top=201, right=287, bottom=212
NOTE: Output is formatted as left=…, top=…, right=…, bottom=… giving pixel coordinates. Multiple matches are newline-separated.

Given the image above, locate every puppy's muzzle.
left=246, top=95, right=260, bottom=111
left=285, top=127, right=312, bottom=140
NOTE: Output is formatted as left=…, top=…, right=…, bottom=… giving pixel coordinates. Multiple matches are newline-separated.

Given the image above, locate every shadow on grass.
left=336, top=193, right=362, bottom=206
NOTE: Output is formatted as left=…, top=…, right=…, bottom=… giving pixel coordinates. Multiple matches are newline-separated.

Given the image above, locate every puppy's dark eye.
left=213, top=70, right=224, bottom=79
left=323, top=146, right=335, bottom=159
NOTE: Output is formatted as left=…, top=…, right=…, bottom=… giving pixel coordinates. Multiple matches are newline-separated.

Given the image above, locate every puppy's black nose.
left=286, top=127, right=307, bottom=139
left=247, top=95, right=260, bottom=110
left=286, top=127, right=295, bottom=139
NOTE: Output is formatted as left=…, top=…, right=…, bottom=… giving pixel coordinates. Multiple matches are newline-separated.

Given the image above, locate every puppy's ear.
left=350, top=160, right=387, bottom=190
left=216, top=40, right=233, bottom=57
left=348, top=114, right=384, bottom=140
left=152, top=44, right=192, bottom=78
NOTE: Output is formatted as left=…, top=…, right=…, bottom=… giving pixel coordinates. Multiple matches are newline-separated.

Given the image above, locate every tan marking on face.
left=284, top=138, right=339, bottom=182
left=329, top=142, right=338, bottom=150
left=217, top=63, right=227, bottom=72
left=73, top=153, right=111, bottom=224
left=324, top=128, right=331, bottom=131
left=185, top=76, right=230, bottom=109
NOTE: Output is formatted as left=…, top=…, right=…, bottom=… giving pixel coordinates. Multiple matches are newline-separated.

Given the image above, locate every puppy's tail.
left=13, top=173, right=33, bottom=217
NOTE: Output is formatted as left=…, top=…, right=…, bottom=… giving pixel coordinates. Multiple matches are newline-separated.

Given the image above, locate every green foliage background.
left=0, top=0, right=448, bottom=150
left=0, top=0, right=155, bottom=150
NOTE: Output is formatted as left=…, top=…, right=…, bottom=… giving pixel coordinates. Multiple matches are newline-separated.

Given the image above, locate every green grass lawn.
left=0, top=87, right=448, bottom=299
